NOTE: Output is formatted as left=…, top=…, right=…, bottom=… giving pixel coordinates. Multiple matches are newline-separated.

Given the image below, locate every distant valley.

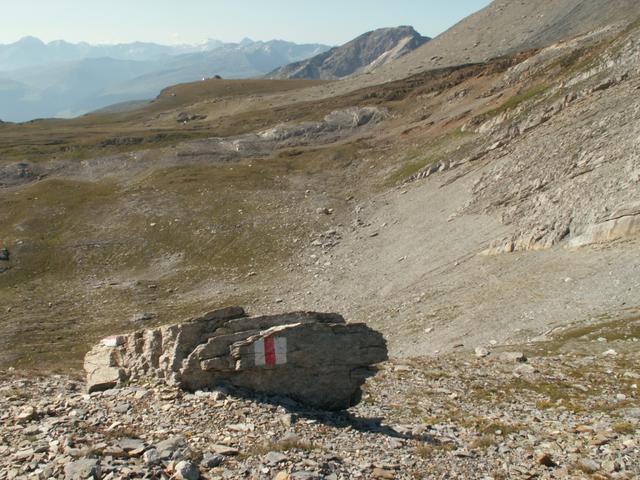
left=0, top=27, right=431, bottom=122
left=0, top=37, right=331, bottom=122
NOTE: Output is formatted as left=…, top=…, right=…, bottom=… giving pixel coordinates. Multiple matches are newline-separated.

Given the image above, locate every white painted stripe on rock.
left=275, top=337, right=287, bottom=365
left=254, top=338, right=266, bottom=366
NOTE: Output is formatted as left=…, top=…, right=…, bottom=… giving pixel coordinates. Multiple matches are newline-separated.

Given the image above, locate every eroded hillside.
left=0, top=17, right=639, bottom=373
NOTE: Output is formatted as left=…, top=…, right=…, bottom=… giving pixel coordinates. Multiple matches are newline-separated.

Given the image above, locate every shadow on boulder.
left=84, top=307, right=388, bottom=411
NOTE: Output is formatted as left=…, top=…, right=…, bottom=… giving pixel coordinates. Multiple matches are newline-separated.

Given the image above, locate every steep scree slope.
left=285, top=0, right=640, bottom=102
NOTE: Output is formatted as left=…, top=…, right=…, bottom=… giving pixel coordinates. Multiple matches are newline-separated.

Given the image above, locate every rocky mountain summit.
left=269, top=27, right=429, bottom=80
left=84, top=307, right=387, bottom=410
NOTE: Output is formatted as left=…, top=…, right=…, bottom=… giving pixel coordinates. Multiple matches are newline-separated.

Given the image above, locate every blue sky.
left=2, top=0, right=492, bottom=46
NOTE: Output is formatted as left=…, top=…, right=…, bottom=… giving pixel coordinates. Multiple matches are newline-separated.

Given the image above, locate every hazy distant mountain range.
left=0, top=37, right=330, bottom=122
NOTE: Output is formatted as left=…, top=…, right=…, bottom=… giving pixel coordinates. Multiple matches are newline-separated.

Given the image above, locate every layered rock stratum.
left=84, top=307, right=388, bottom=410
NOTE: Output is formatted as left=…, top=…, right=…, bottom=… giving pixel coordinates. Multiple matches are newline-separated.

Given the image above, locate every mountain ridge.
left=269, top=26, right=429, bottom=80
left=279, top=0, right=640, bottom=104
left=0, top=36, right=330, bottom=71
left=381, top=1, right=640, bottom=77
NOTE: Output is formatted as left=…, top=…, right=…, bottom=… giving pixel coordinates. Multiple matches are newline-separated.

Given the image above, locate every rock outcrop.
left=84, top=307, right=388, bottom=410
left=257, top=107, right=387, bottom=142
left=568, top=203, right=640, bottom=248
left=176, top=106, right=387, bottom=160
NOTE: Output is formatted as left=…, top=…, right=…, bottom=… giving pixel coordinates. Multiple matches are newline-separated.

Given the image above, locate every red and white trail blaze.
left=253, top=337, right=287, bottom=367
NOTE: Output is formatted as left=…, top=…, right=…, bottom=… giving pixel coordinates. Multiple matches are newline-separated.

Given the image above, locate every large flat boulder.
left=84, top=307, right=387, bottom=410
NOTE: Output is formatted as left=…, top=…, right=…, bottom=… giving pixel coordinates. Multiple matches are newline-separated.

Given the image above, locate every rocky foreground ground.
left=1, top=335, right=638, bottom=480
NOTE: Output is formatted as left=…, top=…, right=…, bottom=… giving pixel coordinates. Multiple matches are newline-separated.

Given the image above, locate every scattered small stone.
left=573, top=425, right=593, bottom=433
left=177, top=112, right=207, bottom=123
left=625, top=407, right=640, bottom=418
left=15, top=405, right=37, bottom=422
left=578, top=458, right=600, bottom=474
left=602, top=460, right=621, bottom=473
left=175, top=460, right=200, bottom=480
left=590, top=434, right=611, bottom=446
left=131, top=312, right=156, bottom=323
left=289, top=472, right=322, bottom=480
left=64, top=458, right=101, bottom=480
left=279, top=413, right=295, bottom=427
left=155, top=436, right=187, bottom=459
left=475, top=347, right=490, bottom=358
left=372, top=467, right=396, bottom=479
left=212, top=444, right=239, bottom=456
left=228, top=423, right=255, bottom=432
left=118, top=437, right=144, bottom=451
left=265, top=451, right=288, bottom=465
left=498, top=351, right=527, bottom=363
left=279, top=432, right=302, bottom=444
left=514, top=364, right=536, bottom=376
left=201, top=453, right=224, bottom=469
left=394, top=364, right=412, bottom=372
left=143, top=448, right=161, bottom=466
left=113, top=402, right=131, bottom=414
left=537, top=452, right=557, bottom=468
left=13, top=448, right=34, bottom=461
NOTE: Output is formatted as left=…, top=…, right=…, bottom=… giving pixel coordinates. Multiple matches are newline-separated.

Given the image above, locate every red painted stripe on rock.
left=264, top=337, right=276, bottom=366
